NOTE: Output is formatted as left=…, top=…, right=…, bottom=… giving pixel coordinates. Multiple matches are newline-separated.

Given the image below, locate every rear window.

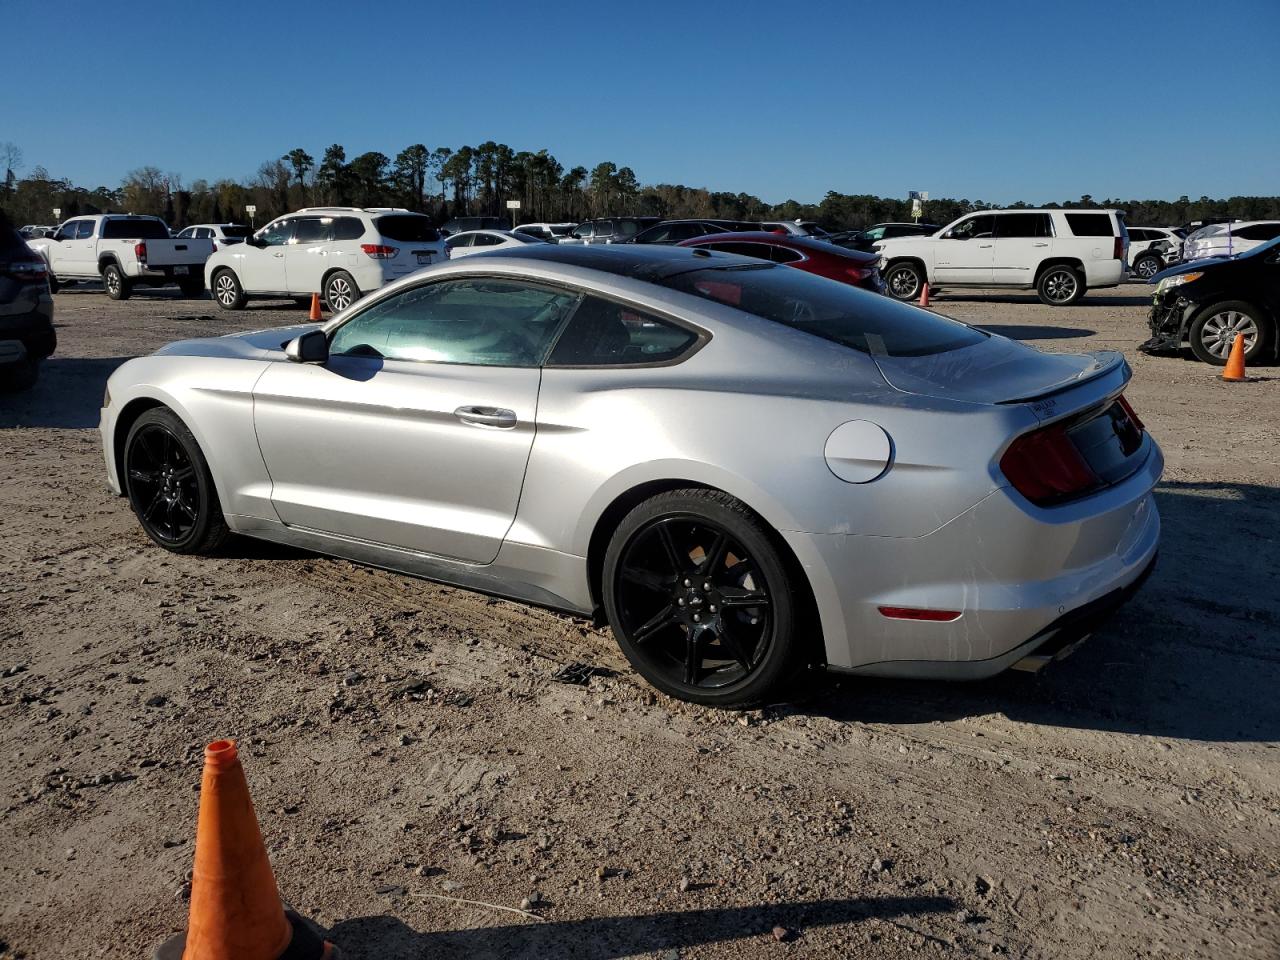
left=1235, top=223, right=1280, bottom=241
left=374, top=215, right=439, bottom=243
left=102, top=218, right=171, bottom=240
left=220, top=225, right=251, bottom=239
left=659, top=265, right=986, bottom=358
left=1064, top=213, right=1115, bottom=237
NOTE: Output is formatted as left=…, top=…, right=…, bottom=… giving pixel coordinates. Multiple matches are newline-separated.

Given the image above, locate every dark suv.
left=0, top=213, right=56, bottom=390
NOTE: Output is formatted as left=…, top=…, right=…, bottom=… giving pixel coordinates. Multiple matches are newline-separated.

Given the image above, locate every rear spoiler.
left=997, top=351, right=1130, bottom=412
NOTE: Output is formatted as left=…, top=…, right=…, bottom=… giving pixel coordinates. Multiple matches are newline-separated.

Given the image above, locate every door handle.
left=1033, top=242, right=1049, bottom=247
left=454, top=405, right=517, bottom=428
left=978, top=243, right=993, bottom=248
left=273, top=252, right=284, bottom=258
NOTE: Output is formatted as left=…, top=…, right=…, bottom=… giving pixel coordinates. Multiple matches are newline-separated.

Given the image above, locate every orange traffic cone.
left=1221, top=334, right=1248, bottom=382
left=153, top=740, right=335, bottom=960
left=308, top=293, right=323, bottom=322
left=918, top=282, right=930, bottom=307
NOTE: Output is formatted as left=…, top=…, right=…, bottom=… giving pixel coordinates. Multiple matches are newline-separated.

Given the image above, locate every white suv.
left=1127, top=226, right=1184, bottom=280
left=205, top=207, right=444, bottom=311
left=877, top=209, right=1129, bottom=306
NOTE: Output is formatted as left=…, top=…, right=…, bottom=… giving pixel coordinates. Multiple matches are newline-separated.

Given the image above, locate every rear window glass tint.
left=1235, top=223, right=1280, bottom=241
left=1064, top=213, right=1115, bottom=237
left=293, top=218, right=330, bottom=243
left=548, top=296, right=697, bottom=366
left=375, top=215, right=439, bottom=242
left=221, top=225, right=251, bottom=239
left=659, top=265, right=987, bottom=358
left=102, top=219, right=170, bottom=240
left=995, top=213, right=1053, bottom=238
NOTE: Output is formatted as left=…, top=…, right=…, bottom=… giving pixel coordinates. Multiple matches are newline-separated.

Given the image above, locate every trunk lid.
left=871, top=334, right=1129, bottom=421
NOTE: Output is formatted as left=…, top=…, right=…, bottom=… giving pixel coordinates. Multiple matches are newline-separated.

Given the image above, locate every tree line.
left=3, top=138, right=1280, bottom=232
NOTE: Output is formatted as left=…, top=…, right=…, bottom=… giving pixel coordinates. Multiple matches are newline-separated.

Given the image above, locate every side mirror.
left=285, top=329, right=329, bottom=364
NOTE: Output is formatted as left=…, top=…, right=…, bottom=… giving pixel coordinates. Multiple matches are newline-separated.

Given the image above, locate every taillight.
left=847, top=266, right=869, bottom=281
left=3, top=258, right=49, bottom=283
left=1116, top=394, right=1144, bottom=431
left=999, top=421, right=1100, bottom=506
left=135, top=241, right=148, bottom=265
left=361, top=244, right=399, bottom=259
left=1113, top=236, right=1123, bottom=260
left=212, top=242, right=218, bottom=253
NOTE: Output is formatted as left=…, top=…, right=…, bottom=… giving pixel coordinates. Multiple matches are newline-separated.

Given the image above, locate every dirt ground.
left=1, top=282, right=1277, bottom=960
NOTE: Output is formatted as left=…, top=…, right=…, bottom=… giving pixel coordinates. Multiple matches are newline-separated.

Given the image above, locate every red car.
left=677, top=231, right=884, bottom=293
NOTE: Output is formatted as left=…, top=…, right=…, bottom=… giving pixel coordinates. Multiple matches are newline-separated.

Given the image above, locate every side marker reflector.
left=877, top=606, right=962, bottom=622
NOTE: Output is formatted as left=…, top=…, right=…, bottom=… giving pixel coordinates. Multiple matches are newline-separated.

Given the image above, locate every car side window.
left=54, top=221, right=79, bottom=241
left=471, top=233, right=503, bottom=247
left=594, top=221, right=614, bottom=238
left=258, top=219, right=295, bottom=246
left=571, top=223, right=592, bottom=239
left=945, top=215, right=996, bottom=240
left=292, top=217, right=330, bottom=244
left=329, top=277, right=579, bottom=367
left=547, top=296, right=698, bottom=367
left=75, top=220, right=96, bottom=239
left=770, top=246, right=805, bottom=264
left=177, top=227, right=193, bottom=239
left=994, top=213, right=1052, bottom=238
left=705, top=242, right=774, bottom=260
left=864, top=226, right=887, bottom=240
left=331, top=217, right=364, bottom=241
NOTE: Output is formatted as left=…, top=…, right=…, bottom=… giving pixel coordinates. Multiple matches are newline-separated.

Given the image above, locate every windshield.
left=658, top=265, right=987, bottom=357
left=512, top=232, right=545, bottom=244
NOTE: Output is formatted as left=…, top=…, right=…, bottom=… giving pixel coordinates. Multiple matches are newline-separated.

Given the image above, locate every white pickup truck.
left=28, top=214, right=215, bottom=300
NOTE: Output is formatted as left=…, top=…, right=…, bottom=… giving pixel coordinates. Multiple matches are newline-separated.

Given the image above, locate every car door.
left=251, top=275, right=580, bottom=563
left=933, top=214, right=995, bottom=284
left=48, top=219, right=91, bottom=277
left=992, top=212, right=1052, bottom=284
left=283, top=216, right=332, bottom=295
left=590, top=221, right=614, bottom=245
left=238, top=217, right=295, bottom=292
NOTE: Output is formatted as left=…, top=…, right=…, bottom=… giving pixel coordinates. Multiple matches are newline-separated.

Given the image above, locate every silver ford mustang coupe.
left=100, top=245, right=1161, bottom=706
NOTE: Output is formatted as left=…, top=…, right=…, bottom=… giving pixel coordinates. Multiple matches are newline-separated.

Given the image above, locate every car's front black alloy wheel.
left=124, top=408, right=229, bottom=554
left=604, top=490, right=799, bottom=707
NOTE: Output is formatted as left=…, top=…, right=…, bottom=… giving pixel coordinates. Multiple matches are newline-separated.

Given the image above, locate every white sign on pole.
left=911, top=199, right=923, bottom=220
left=245, top=205, right=257, bottom=216
left=52, top=207, right=62, bottom=220
left=505, top=200, right=521, bottom=209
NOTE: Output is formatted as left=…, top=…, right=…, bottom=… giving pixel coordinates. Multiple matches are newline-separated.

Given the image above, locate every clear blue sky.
left=9, top=0, right=1279, bottom=204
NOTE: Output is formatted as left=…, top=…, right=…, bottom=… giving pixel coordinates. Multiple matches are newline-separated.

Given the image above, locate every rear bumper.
left=789, top=441, right=1163, bottom=678
left=1085, top=260, right=1126, bottom=288
left=0, top=294, right=56, bottom=358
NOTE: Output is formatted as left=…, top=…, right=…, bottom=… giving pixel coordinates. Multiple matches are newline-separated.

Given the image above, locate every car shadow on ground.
left=52, top=287, right=306, bottom=311
left=325, top=896, right=956, bottom=960
left=796, top=479, right=1280, bottom=744
left=938, top=293, right=1152, bottom=307
left=976, top=323, right=1096, bottom=340
left=0, top=356, right=132, bottom=428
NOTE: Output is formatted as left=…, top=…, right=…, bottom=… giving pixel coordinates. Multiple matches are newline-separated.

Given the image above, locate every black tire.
left=103, top=263, right=131, bottom=301
left=211, top=269, right=246, bottom=310
left=0, top=356, right=39, bottom=393
left=1132, top=252, right=1163, bottom=282
left=1187, top=300, right=1272, bottom=366
left=884, top=261, right=925, bottom=302
left=602, top=488, right=800, bottom=708
left=1036, top=265, right=1085, bottom=306
left=324, top=270, right=360, bottom=312
left=178, top=278, right=205, bottom=299
left=123, top=407, right=230, bottom=555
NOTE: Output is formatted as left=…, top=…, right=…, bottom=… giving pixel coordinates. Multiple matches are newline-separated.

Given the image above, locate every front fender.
left=102, top=356, right=276, bottom=523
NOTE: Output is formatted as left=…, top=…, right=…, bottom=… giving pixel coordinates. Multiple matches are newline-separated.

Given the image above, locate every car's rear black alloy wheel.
left=613, top=517, right=773, bottom=691
left=126, top=423, right=200, bottom=543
